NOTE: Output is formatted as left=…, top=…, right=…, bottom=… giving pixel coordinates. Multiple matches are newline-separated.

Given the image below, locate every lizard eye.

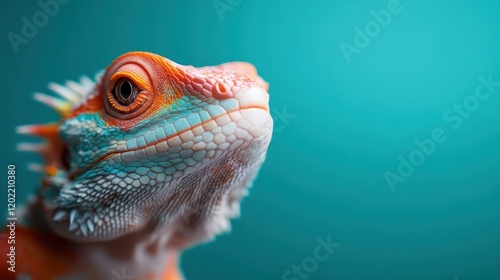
left=114, top=78, right=139, bottom=106
left=105, top=75, right=150, bottom=119
left=103, top=59, right=157, bottom=125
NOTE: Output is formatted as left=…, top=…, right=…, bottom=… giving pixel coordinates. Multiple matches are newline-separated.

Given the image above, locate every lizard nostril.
left=216, top=82, right=226, bottom=93
left=213, top=82, right=232, bottom=99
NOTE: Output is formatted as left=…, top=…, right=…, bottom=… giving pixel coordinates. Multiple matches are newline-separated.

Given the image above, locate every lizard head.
left=21, top=52, right=273, bottom=244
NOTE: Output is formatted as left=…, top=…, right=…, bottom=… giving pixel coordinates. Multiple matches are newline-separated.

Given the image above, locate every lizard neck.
left=23, top=199, right=182, bottom=280
left=78, top=223, right=180, bottom=279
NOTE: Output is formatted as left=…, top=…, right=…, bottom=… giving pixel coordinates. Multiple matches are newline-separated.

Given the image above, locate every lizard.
left=0, top=51, right=273, bottom=280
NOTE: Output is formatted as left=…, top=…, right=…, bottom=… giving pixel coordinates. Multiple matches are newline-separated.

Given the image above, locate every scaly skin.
left=1, top=52, right=273, bottom=279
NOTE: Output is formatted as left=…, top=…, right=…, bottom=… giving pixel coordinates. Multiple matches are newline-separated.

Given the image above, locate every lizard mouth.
left=65, top=105, right=271, bottom=181
left=65, top=86, right=271, bottom=181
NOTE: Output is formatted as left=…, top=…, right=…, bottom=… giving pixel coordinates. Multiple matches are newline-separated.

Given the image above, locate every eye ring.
left=105, top=77, right=151, bottom=120
left=103, top=62, right=156, bottom=124
left=113, top=78, right=139, bottom=106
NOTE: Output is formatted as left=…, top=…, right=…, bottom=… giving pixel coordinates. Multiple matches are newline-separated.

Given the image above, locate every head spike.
left=65, top=80, right=86, bottom=97
left=17, top=143, right=51, bottom=164
left=33, top=93, right=72, bottom=115
left=28, top=163, right=45, bottom=173
left=79, top=75, right=94, bottom=89
left=17, top=142, right=46, bottom=153
left=94, top=71, right=104, bottom=85
left=48, top=82, right=79, bottom=103
left=16, top=123, right=63, bottom=165
left=16, top=123, right=59, bottom=138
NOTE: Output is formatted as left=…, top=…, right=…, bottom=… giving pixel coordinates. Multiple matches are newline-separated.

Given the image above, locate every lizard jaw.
left=93, top=87, right=272, bottom=182
left=43, top=86, right=272, bottom=242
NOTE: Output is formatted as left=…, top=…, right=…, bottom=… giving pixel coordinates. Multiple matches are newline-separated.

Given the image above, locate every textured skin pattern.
left=9, top=52, right=273, bottom=279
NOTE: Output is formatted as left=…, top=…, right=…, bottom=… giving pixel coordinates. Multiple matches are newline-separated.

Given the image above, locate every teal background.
left=1, top=0, right=500, bottom=279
